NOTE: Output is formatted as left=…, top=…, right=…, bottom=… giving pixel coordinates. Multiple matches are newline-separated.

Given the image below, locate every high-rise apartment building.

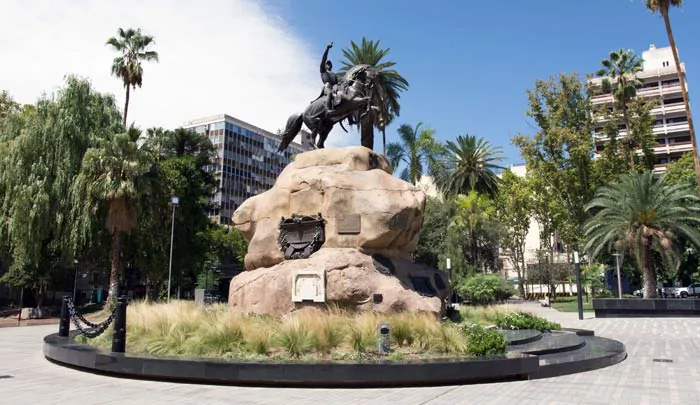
left=588, top=44, right=694, bottom=172
left=183, top=114, right=312, bottom=225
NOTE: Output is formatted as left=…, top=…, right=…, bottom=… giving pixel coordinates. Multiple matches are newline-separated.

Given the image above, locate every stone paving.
left=0, top=303, right=699, bottom=404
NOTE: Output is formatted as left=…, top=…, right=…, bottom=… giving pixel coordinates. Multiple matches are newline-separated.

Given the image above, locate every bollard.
left=378, top=322, right=391, bottom=355
left=111, top=295, right=128, bottom=353
left=58, top=296, right=71, bottom=337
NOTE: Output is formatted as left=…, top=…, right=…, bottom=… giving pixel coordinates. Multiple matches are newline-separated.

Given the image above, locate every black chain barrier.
left=66, top=298, right=119, bottom=339
left=58, top=295, right=128, bottom=353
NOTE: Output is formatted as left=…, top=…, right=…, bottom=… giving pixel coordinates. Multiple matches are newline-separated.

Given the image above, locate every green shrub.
left=493, top=312, right=561, bottom=331
left=458, top=274, right=514, bottom=305
left=459, top=324, right=507, bottom=356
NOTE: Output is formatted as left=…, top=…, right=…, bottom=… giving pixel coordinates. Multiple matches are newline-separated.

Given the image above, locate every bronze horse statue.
left=276, top=64, right=383, bottom=152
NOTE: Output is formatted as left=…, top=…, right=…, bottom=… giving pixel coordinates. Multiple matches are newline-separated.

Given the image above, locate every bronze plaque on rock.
left=337, top=214, right=361, bottom=234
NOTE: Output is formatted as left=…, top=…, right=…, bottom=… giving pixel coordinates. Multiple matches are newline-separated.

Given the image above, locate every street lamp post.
left=573, top=251, right=583, bottom=320
left=613, top=253, right=623, bottom=299
left=72, top=259, right=79, bottom=303
left=167, top=196, right=179, bottom=302
left=446, top=258, right=452, bottom=307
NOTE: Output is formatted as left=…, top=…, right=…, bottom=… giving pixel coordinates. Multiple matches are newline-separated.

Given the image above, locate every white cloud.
left=0, top=0, right=353, bottom=146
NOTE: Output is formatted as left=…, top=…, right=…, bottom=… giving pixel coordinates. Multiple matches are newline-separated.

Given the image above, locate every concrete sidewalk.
left=0, top=303, right=698, bottom=404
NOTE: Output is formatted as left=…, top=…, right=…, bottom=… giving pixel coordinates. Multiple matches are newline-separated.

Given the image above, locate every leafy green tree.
left=0, top=90, right=20, bottom=119
left=414, top=197, right=452, bottom=269
left=495, top=170, right=532, bottom=296
left=0, top=77, right=122, bottom=302
left=434, top=134, right=505, bottom=198
left=386, top=122, right=441, bottom=184
left=645, top=0, right=700, bottom=189
left=107, top=27, right=159, bottom=125
left=71, top=126, right=155, bottom=306
left=583, top=172, right=700, bottom=298
left=513, top=73, right=597, bottom=250
left=195, top=267, right=221, bottom=293
left=129, top=127, right=218, bottom=299
left=449, top=191, right=500, bottom=274
left=664, top=152, right=695, bottom=186
left=340, top=38, right=409, bottom=151
left=207, top=225, right=247, bottom=266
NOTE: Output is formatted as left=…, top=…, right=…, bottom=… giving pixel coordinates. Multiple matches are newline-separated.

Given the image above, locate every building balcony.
left=653, top=164, right=669, bottom=173
left=654, top=143, right=694, bottom=155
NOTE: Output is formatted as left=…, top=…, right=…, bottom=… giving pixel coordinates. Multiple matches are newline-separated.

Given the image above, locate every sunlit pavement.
left=1, top=303, right=699, bottom=405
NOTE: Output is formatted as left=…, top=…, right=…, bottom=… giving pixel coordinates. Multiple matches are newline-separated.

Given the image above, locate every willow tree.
left=0, top=77, right=122, bottom=301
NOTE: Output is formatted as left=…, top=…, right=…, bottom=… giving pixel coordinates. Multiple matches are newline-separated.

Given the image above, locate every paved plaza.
left=0, top=303, right=699, bottom=405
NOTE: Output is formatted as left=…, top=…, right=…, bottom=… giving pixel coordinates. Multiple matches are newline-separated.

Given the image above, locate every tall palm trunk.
left=621, top=99, right=635, bottom=171
left=641, top=243, right=657, bottom=298
left=107, top=231, right=122, bottom=308
left=123, top=85, right=131, bottom=126
left=661, top=7, right=700, bottom=190
left=360, top=112, right=374, bottom=150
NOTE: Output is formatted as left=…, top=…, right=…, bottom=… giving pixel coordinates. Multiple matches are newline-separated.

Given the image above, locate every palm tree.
left=583, top=171, right=700, bottom=298
left=106, top=28, right=159, bottom=126
left=340, top=38, right=409, bottom=151
left=645, top=0, right=700, bottom=190
left=72, top=126, right=155, bottom=307
left=385, top=122, right=442, bottom=184
left=596, top=49, right=644, bottom=171
left=434, top=134, right=505, bottom=198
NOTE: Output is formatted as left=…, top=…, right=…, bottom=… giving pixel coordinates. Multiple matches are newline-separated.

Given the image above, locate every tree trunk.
left=641, top=244, right=657, bottom=298
left=622, top=101, right=635, bottom=171
left=662, top=8, right=700, bottom=190
left=107, top=231, right=122, bottom=308
left=123, top=85, right=131, bottom=127
left=360, top=113, right=374, bottom=150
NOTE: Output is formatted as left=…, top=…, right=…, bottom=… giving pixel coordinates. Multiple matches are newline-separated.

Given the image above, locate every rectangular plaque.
left=337, top=214, right=361, bottom=234
left=292, top=269, right=326, bottom=303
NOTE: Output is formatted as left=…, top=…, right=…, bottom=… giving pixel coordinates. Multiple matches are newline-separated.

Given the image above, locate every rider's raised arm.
left=320, top=42, right=333, bottom=73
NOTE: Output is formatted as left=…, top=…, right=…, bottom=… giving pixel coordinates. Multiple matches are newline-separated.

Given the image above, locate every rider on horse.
left=320, top=42, right=339, bottom=112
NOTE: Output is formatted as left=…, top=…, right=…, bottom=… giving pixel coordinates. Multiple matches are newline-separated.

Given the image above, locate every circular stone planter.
left=43, top=330, right=626, bottom=388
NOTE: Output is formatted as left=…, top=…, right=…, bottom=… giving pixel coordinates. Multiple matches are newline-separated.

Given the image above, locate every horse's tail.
left=277, top=113, right=303, bottom=153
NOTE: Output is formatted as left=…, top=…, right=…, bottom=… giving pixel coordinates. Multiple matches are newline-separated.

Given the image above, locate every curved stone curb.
left=43, top=330, right=627, bottom=387
left=43, top=333, right=538, bottom=388
left=535, top=336, right=627, bottom=379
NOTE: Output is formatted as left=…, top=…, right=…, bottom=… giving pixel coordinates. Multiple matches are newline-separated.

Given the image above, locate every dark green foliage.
left=433, top=135, right=505, bottom=198
left=493, top=312, right=561, bottom=331
left=0, top=76, right=122, bottom=297
left=584, top=171, right=700, bottom=298
left=458, top=274, right=514, bottom=305
left=459, top=324, right=507, bottom=356
left=414, top=197, right=451, bottom=268
left=386, top=122, right=441, bottom=184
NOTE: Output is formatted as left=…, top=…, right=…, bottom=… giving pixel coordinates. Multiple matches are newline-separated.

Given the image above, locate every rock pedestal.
left=230, top=146, right=450, bottom=316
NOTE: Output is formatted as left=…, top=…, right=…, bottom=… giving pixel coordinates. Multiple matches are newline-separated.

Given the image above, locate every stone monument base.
left=228, top=248, right=449, bottom=317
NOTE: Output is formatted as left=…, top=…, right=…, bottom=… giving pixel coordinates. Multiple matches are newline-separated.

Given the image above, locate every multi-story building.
left=588, top=44, right=694, bottom=173
left=183, top=114, right=312, bottom=225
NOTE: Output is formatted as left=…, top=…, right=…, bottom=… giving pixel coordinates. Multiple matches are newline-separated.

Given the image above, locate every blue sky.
left=277, top=0, right=700, bottom=166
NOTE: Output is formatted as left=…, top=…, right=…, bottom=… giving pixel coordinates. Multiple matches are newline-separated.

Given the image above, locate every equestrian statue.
left=276, top=42, right=384, bottom=153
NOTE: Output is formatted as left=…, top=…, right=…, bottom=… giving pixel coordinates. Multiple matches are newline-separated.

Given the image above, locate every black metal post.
left=17, top=288, right=24, bottom=327
left=59, top=296, right=70, bottom=337
left=111, top=295, right=128, bottom=353
left=574, top=254, right=584, bottom=321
